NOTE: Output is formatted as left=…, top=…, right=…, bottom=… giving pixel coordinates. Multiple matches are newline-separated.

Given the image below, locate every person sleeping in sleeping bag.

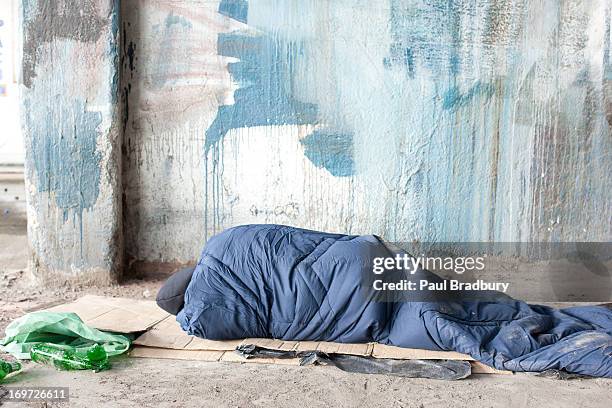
left=156, top=224, right=612, bottom=378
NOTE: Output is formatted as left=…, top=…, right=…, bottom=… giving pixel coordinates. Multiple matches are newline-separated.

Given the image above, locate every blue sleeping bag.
left=177, top=224, right=612, bottom=377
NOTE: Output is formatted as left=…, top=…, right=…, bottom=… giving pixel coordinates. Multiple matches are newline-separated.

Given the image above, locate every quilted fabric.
left=177, top=224, right=612, bottom=377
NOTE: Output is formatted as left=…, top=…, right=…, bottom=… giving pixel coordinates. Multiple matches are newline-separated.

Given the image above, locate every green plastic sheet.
left=0, top=312, right=131, bottom=359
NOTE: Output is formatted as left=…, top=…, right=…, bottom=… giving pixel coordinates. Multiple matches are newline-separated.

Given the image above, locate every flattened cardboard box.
left=45, top=295, right=170, bottom=333
left=132, top=315, right=473, bottom=360
left=47, top=295, right=509, bottom=374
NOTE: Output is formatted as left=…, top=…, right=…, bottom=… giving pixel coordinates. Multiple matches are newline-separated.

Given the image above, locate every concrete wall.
left=121, top=0, right=241, bottom=268
left=121, top=0, right=611, bottom=269
left=21, top=0, right=612, bottom=279
left=21, top=0, right=122, bottom=283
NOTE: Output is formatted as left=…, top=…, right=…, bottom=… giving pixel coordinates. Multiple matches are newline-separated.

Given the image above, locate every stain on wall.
left=22, top=0, right=107, bottom=88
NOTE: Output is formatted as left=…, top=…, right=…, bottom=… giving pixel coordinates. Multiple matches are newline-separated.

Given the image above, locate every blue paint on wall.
left=165, top=12, right=192, bottom=29
left=208, top=2, right=356, bottom=176
left=109, top=0, right=121, bottom=104
left=208, top=1, right=357, bottom=179
left=383, top=43, right=415, bottom=79
left=219, top=0, right=248, bottom=24
left=203, top=0, right=611, bottom=243
left=205, top=32, right=319, bottom=151
left=28, top=99, right=103, bottom=220
left=443, top=81, right=496, bottom=110
left=387, top=0, right=464, bottom=76
left=301, top=131, right=355, bottom=177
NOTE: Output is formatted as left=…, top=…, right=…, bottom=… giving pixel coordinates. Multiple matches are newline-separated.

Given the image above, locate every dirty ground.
left=1, top=229, right=612, bottom=407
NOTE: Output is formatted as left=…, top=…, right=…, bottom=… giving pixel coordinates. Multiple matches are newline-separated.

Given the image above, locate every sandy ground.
left=1, top=211, right=612, bottom=407
left=1, top=356, right=611, bottom=408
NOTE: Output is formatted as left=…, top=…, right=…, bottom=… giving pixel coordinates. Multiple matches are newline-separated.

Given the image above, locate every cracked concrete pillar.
left=21, top=0, right=122, bottom=285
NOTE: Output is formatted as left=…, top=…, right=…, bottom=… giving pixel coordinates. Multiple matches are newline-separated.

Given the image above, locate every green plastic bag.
left=0, top=312, right=131, bottom=359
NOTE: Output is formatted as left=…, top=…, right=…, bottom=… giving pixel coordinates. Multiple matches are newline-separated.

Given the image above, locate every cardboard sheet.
left=128, top=347, right=504, bottom=374
left=46, top=295, right=510, bottom=375
left=45, top=295, right=170, bottom=333
left=133, top=315, right=474, bottom=360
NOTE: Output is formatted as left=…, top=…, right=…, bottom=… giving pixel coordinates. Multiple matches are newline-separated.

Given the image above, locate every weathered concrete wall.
left=21, top=0, right=122, bottom=284
left=121, top=0, right=243, bottom=267
left=120, top=0, right=610, bottom=269
left=23, top=1, right=610, bottom=278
